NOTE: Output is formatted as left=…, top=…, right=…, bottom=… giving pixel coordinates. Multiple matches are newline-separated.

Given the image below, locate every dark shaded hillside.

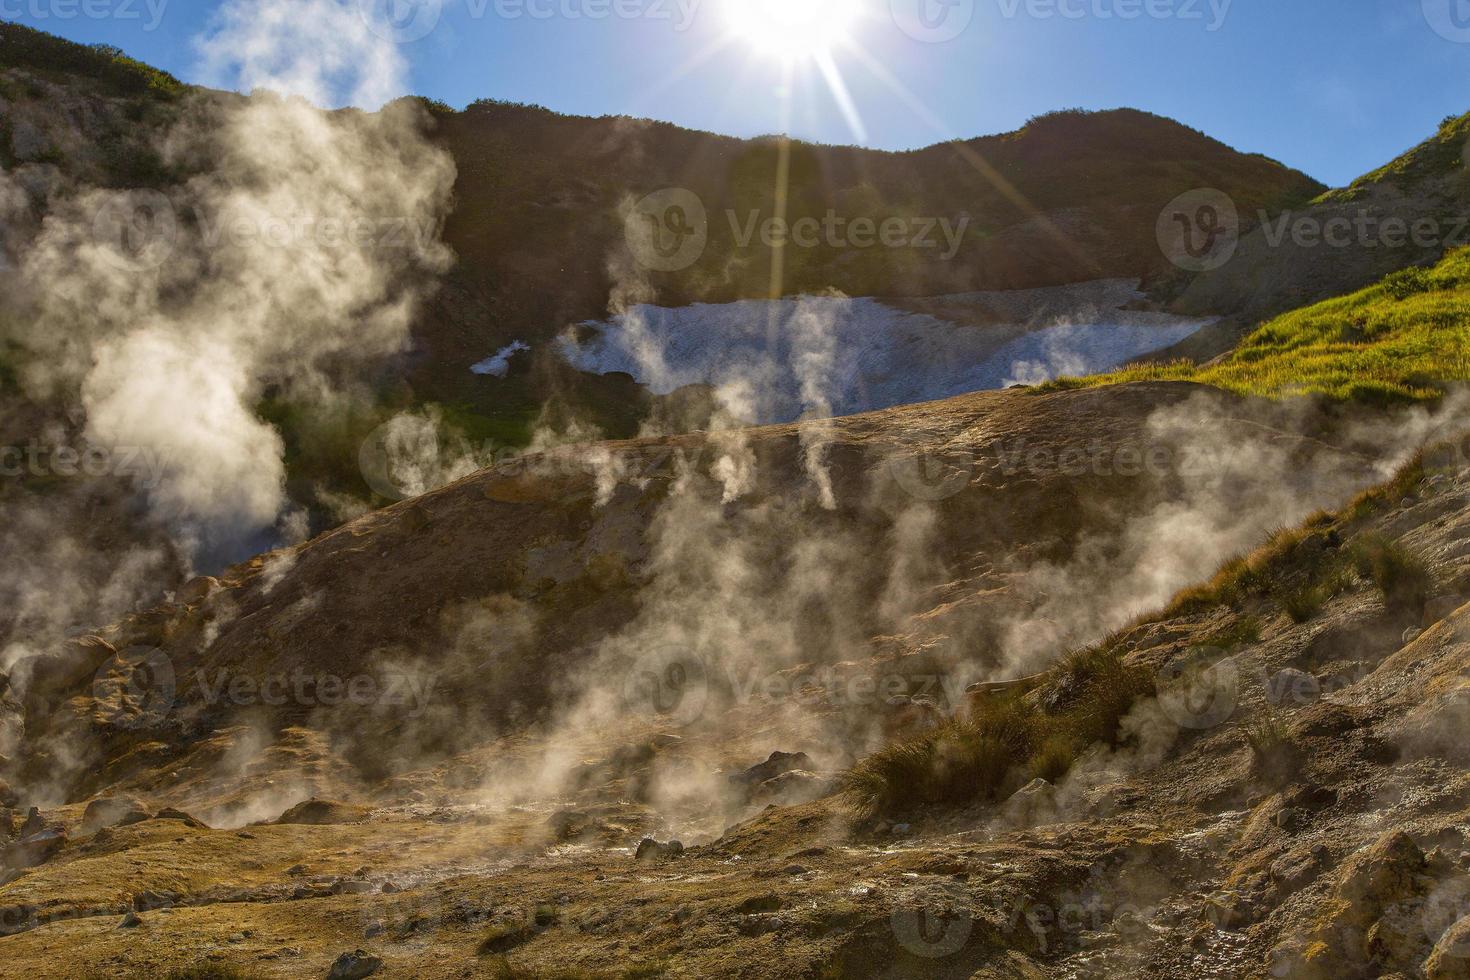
left=428, top=101, right=1325, bottom=369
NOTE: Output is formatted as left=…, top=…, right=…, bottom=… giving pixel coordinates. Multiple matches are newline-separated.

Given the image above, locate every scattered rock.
left=274, top=799, right=370, bottom=826
left=634, top=838, right=684, bottom=862
left=326, top=949, right=383, bottom=980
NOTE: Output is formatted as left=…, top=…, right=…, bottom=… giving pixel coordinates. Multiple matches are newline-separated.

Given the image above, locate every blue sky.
left=5, top=0, right=1469, bottom=186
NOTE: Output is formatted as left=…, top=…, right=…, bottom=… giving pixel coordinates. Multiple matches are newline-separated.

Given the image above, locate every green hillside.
left=1045, top=246, right=1470, bottom=403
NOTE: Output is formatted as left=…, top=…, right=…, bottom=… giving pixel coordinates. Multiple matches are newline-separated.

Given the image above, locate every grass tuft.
left=840, top=647, right=1151, bottom=817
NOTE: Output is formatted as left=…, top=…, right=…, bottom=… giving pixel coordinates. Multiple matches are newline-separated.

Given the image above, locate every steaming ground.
left=555, top=279, right=1211, bottom=424
left=2, top=384, right=1470, bottom=977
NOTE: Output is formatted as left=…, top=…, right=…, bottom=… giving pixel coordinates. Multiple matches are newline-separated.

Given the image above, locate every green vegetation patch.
left=1041, top=246, right=1470, bottom=403
left=0, top=23, right=182, bottom=97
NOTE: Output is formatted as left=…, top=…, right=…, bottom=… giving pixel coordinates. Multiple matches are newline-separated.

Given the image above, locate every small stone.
left=119, top=911, right=143, bottom=928
left=890, top=823, right=913, bottom=837
left=1404, top=626, right=1425, bottom=645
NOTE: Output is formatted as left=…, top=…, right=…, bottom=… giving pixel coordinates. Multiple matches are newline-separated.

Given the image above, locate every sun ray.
left=841, top=41, right=1101, bottom=275
left=813, top=49, right=868, bottom=145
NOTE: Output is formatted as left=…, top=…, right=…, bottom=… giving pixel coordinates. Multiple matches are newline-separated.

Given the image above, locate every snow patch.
left=471, top=341, right=530, bottom=377
left=558, top=282, right=1212, bottom=424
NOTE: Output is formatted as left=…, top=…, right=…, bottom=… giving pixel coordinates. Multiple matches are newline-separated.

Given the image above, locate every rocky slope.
left=0, top=381, right=1467, bottom=977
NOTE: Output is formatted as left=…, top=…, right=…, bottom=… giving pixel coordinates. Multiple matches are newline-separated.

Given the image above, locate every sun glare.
left=725, top=0, right=862, bottom=60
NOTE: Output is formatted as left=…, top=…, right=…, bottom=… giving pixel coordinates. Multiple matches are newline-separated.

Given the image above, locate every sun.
left=724, top=0, right=863, bottom=60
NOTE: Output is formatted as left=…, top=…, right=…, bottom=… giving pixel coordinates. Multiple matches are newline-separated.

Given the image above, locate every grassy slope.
left=1318, top=110, right=1470, bottom=204
left=1042, top=246, right=1470, bottom=403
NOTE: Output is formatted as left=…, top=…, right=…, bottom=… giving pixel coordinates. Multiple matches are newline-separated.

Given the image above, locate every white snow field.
left=554, top=279, right=1213, bottom=425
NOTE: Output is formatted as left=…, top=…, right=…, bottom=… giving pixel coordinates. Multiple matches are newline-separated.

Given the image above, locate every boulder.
left=1, top=827, right=66, bottom=871
left=634, top=838, right=684, bottom=862
left=1426, top=914, right=1470, bottom=980
left=327, top=950, right=383, bottom=980
left=274, top=799, right=371, bottom=826
left=729, top=752, right=813, bottom=791
left=81, top=797, right=150, bottom=834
